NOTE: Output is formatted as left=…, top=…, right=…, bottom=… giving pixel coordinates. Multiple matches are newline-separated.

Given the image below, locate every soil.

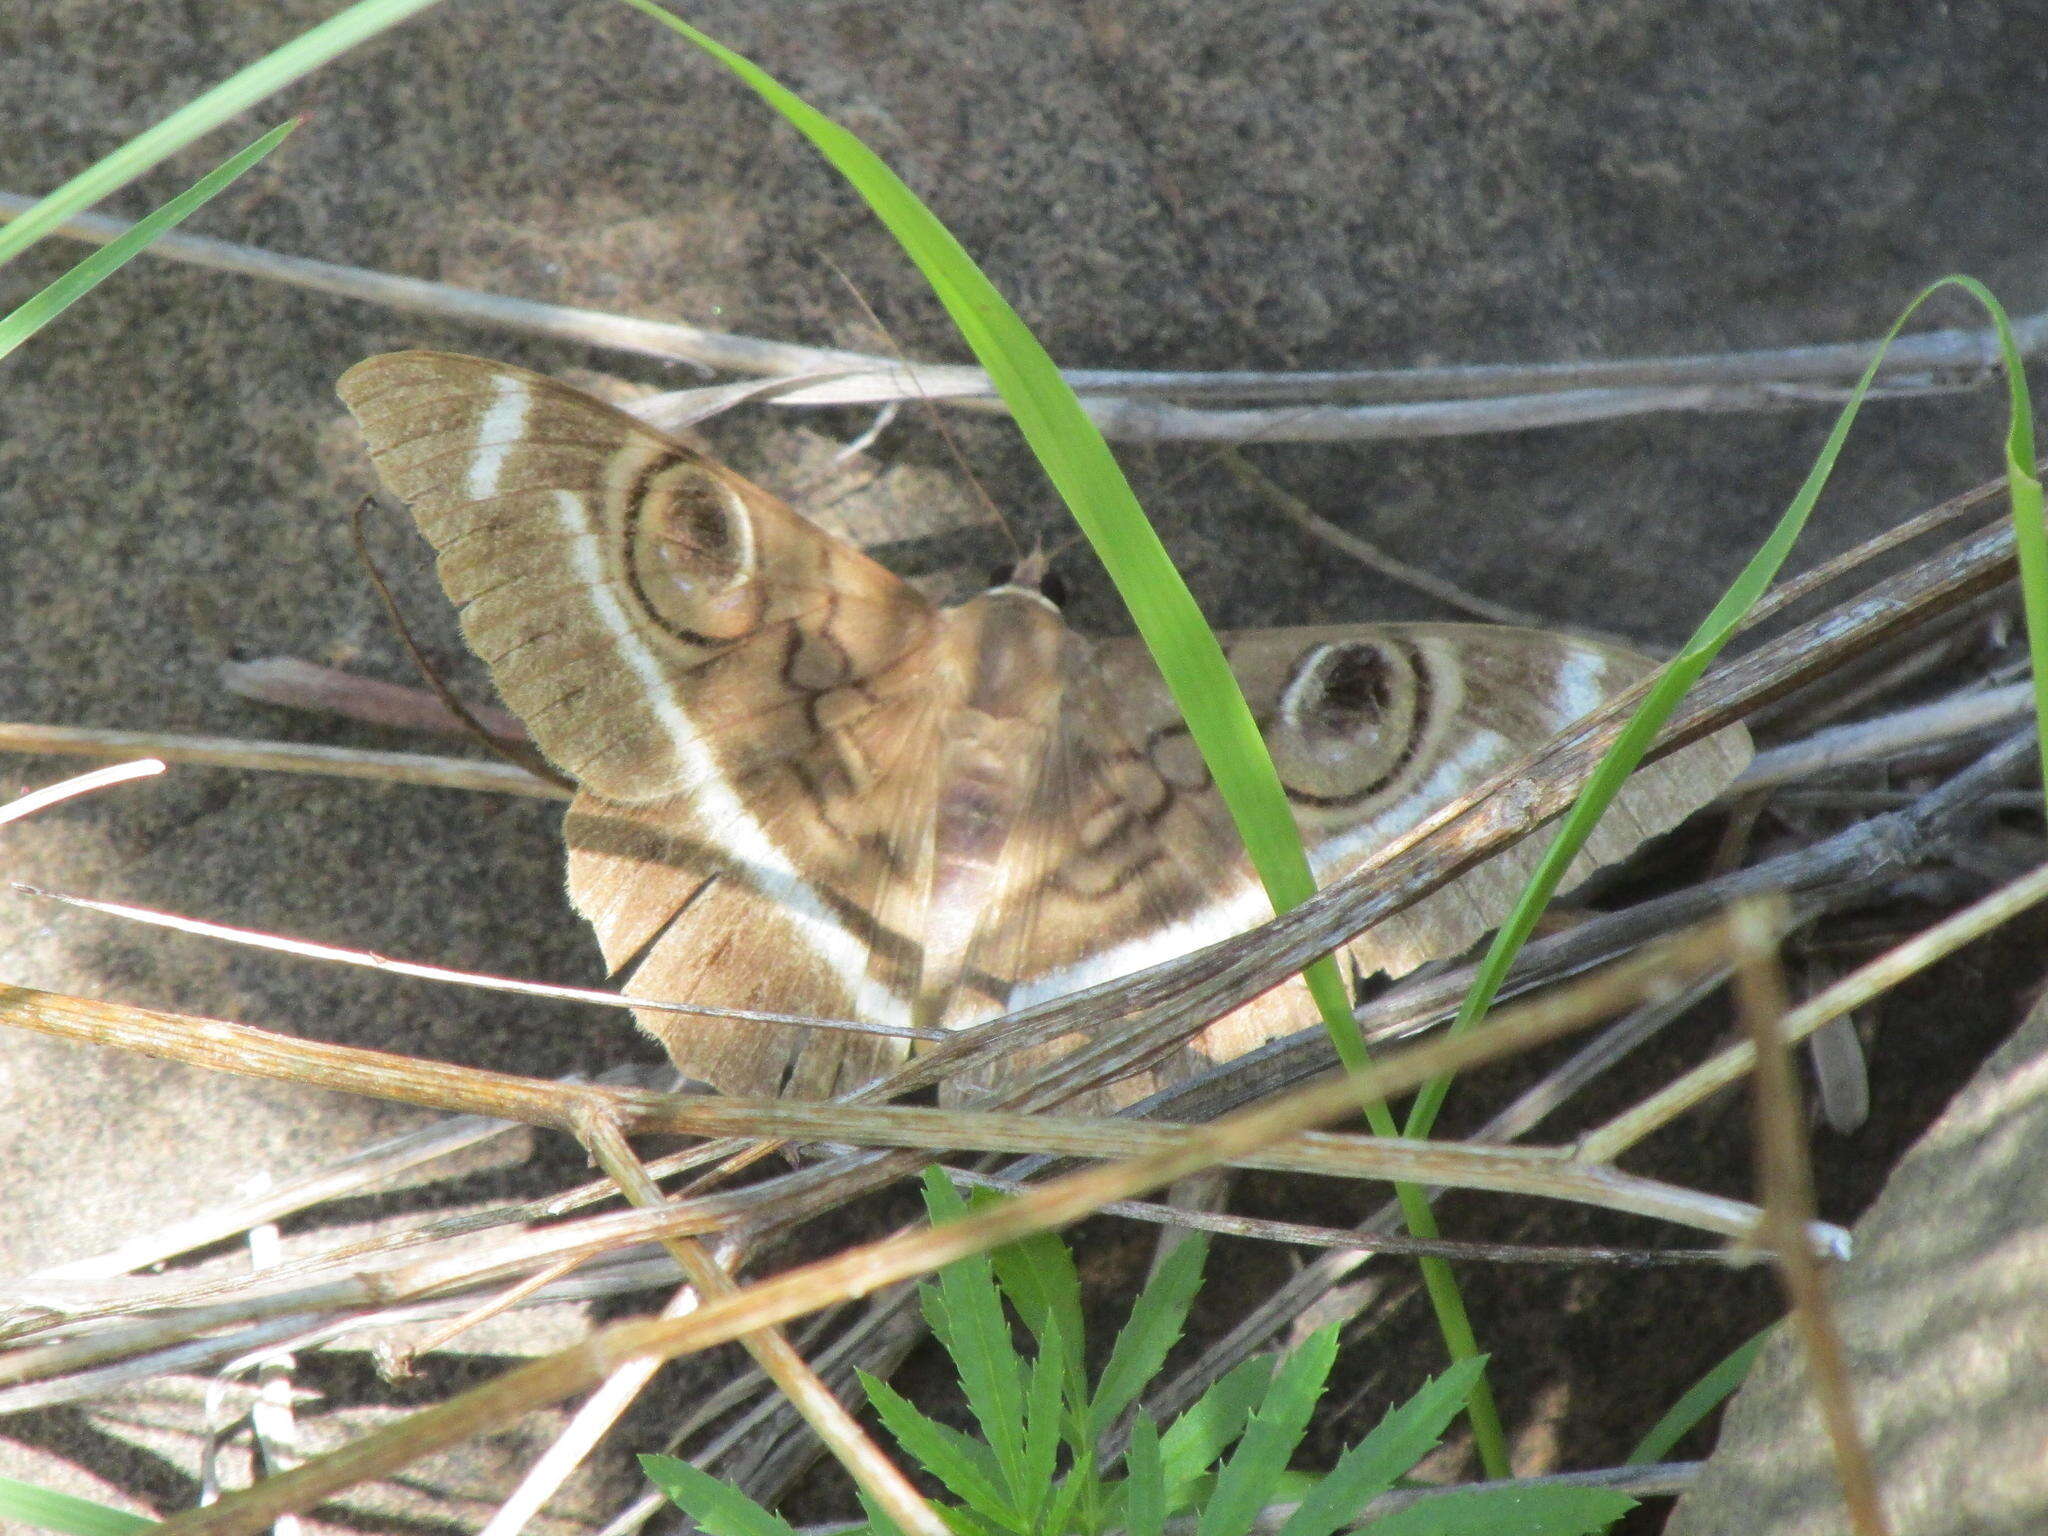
left=2, top=2, right=2044, bottom=1530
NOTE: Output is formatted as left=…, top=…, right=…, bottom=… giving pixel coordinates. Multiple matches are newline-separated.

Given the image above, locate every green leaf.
left=0, top=0, right=445, bottom=272
left=1357, top=1485, right=1635, bottom=1536
left=1122, top=1416, right=1167, bottom=1536
left=0, top=1475, right=151, bottom=1536
left=615, top=0, right=1365, bottom=1091
left=1627, top=1327, right=1768, bottom=1465
left=1157, top=1354, right=1277, bottom=1505
left=860, top=1369, right=1016, bottom=1523
left=1197, top=1327, right=1339, bottom=1536
left=1020, top=1313, right=1071, bottom=1518
left=989, top=1222, right=1088, bottom=1418
left=1087, top=1233, right=1208, bottom=1442
left=1276, top=1359, right=1487, bottom=1536
left=0, top=120, right=297, bottom=361
left=640, top=1455, right=803, bottom=1536
left=918, top=1178, right=1031, bottom=1500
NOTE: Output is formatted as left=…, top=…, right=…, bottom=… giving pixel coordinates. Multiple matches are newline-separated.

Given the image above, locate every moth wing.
left=339, top=350, right=945, bottom=1095
left=952, top=623, right=1749, bottom=1105
left=337, top=350, right=940, bottom=804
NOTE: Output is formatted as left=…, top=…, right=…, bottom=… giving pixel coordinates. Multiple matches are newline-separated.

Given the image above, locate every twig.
left=1730, top=906, right=1888, bottom=1536
left=2, top=193, right=2033, bottom=441
left=1734, top=680, right=2035, bottom=790
left=0, top=720, right=562, bottom=797
left=0, top=759, right=164, bottom=824
left=15, top=884, right=947, bottom=1041
left=0, top=987, right=1794, bottom=1241
left=143, top=911, right=1772, bottom=1535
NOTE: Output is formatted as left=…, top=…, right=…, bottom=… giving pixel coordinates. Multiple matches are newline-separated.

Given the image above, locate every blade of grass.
left=0, top=121, right=295, bottom=360
left=0, top=0, right=444, bottom=272
left=0, top=1475, right=151, bottom=1536
left=1406, top=273, right=2047, bottom=1148
left=1626, top=1327, right=1769, bottom=1466
left=619, top=0, right=1495, bottom=1466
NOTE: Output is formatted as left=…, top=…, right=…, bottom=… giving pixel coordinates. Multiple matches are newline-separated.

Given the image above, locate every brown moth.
left=337, top=351, right=1750, bottom=1109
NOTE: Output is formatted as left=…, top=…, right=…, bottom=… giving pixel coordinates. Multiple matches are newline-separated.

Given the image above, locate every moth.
left=337, top=352, right=1750, bottom=1110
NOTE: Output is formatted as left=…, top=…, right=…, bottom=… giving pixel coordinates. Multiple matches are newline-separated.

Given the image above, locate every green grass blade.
left=1087, top=1232, right=1207, bottom=1442
left=618, top=0, right=1357, bottom=1013
left=0, top=1476, right=150, bottom=1536
left=1952, top=276, right=2048, bottom=816
left=1405, top=274, right=2022, bottom=1147
left=0, top=120, right=296, bottom=360
left=640, top=1455, right=804, bottom=1536
left=1275, top=1358, right=1486, bottom=1536
left=0, top=0, right=445, bottom=272
left=1360, top=1485, right=1636, bottom=1536
left=1195, top=1327, right=1339, bottom=1536
left=1626, top=1326, right=1768, bottom=1466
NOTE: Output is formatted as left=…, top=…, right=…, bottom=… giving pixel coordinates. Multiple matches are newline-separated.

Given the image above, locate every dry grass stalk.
left=141, top=908, right=1773, bottom=1536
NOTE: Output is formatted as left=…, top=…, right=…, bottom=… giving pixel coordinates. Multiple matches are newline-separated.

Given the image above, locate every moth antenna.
left=822, top=257, right=1024, bottom=563
left=348, top=494, right=576, bottom=793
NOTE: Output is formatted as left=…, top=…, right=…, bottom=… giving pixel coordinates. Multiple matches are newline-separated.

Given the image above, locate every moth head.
left=1268, top=638, right=1429, bottom=801
left=982, top=544, right=1068, bottom=611
left=625, top=455, right=765, bottom=642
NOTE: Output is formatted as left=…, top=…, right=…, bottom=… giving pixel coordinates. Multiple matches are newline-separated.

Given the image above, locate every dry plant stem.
left=948, top=1169, right=1722, bottom=1267
left=0, top=194, right=2022, bottom=437
left=1132, top=728, right=2031, bottom=1424
left=142, top=912, right=1770, bottom=1536
left=1731, top=474, right=2007, bottom=636
left=0, top=720, right=562, bottom=797
left=539, top=1111, right=944, bottom=1536
left=395, top=1253, right=589, bottom=1369
left=1578, top=810, right=2048, bottom=1161
left=1734, top=679, right=2036, bottom=790
left=0, top=758, right=164, bottom=824
left=19, top=886, right=944, bottom=1040
left=1731, top=908, right=1889, bottom=1536
left=0, top=987, right=1776, bottom=1239
left=220, top=657, right=530, bottom=741
left=1218, top=450, right=1563, bottom=631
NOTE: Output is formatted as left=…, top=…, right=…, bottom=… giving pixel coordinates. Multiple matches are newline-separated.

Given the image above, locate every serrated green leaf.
left=0, top=1475, right=151, bottom=1536
left=1088, top=1234, right=1208, bottom=1441
left=989, top=1223, right=1087, bottom=1417
left=1197, top=1328, right=1339, bottom=1536
left=1358, top=1484, right=1635, bottom=1536
left=1276, top=1358, right=1486, bottom=1536
left=1122, top=1415, right=1167, bottom=1536
left=860, top=1370, right=1016, bottom=1523
left=1020, top=1313, right=1070, bottom=1519
left=640, top=1455, right=803, bottom=1536
left=918, top=1175, right=1030, bottom=1494
left=1156, top=1354, right=1277, bottom=1505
